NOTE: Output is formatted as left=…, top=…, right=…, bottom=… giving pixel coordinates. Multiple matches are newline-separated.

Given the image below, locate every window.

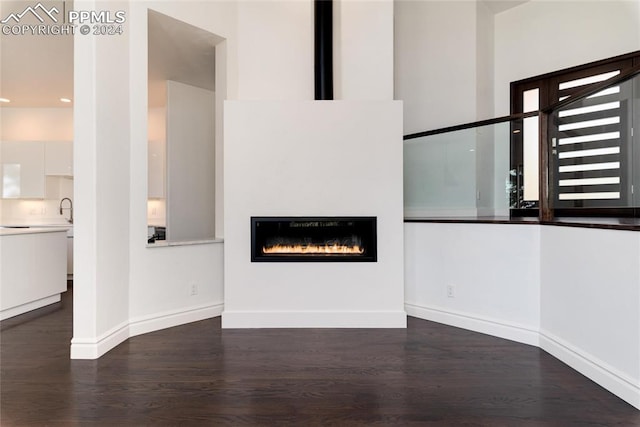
left=510, top=51, right=640, bottom=215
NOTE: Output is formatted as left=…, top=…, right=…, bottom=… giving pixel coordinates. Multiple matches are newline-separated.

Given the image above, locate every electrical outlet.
left=447, top=285, right=455, bottom=298
left=190, top=283, right=198, bottom=296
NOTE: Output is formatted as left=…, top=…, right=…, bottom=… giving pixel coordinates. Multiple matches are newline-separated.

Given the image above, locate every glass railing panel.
left=548, top=72, right=639, bottom=211
left=404, top=119, right=524, bottom=219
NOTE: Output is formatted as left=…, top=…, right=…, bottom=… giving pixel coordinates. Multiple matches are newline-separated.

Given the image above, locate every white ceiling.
left=0, top=1, right=74, bottom=107
left=1, top=0, right=529, bottom=109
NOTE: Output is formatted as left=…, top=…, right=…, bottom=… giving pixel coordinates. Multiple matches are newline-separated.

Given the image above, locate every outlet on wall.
left=190, top=283, right=198, bottom=296
left=447, top=284, right=455, bottom=298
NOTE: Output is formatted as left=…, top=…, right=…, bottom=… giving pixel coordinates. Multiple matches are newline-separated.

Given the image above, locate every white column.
left=71, top=0, right=131, bottom=359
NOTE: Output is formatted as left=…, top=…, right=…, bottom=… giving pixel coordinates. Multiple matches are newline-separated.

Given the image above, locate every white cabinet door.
left=45, top=141, right=73, bottom=176
left=1, top=141, right=45, bottom=199
left=148, top=140, right=165, bottom=199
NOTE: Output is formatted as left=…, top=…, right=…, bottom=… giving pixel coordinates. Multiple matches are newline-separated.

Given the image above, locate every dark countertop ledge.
left=405, top=216, right=640, bottom=232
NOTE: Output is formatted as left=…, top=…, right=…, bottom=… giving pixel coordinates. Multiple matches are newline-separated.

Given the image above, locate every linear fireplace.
left=251, top=217, right=377, bottom=262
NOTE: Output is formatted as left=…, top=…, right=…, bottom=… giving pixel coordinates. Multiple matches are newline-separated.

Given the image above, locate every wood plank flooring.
left=1, top=288, right=639, bottom=426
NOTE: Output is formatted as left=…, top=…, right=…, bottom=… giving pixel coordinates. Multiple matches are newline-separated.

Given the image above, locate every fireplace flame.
left=263, top=243, right=365, bottom=255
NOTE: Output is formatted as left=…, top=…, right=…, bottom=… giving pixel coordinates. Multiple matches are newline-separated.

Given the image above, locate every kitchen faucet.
left=59, top=198, right=73, bottom=224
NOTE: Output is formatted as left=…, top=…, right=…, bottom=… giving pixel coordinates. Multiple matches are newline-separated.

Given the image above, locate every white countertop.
left=0, top=221, right=73, bottom=236
left=147, top=237, right=224, bottom=248
left=0, top=219, right=72, bottom=227
left=0, top=227, right=69, bottom=237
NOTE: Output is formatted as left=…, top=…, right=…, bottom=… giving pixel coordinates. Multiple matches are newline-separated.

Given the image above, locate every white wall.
left=494, top=0, right=640, bottom=116
left=166, top=81, right=216, bottom=242
left=404, top=222, right=541, bottom=344
left=540, top=226, right=640, bottom=409
left=395, top=0, right=479, bottom=133
left=127, top=0, right=232, bottom=340
left=475, top=0, right=494, bottom=120
left=236, top=0, right=313, bottom=100
left=72, top=0, right=236, bottom=358
left=334, top=0, right=394, bottom=100
left=148, top=107, right=165, bottom=141
left=72, top=0, right=131, bottom=358
left=235, top=0, right=395, bottom=101
left=223, top=100, right=405, bottom=327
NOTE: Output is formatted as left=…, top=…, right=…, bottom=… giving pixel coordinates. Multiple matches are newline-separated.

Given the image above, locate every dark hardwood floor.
left=1, top=289, right=639, bottom=426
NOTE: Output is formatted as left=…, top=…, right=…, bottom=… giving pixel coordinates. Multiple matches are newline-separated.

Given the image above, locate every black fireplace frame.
left=251, top=216, right=377, bottom=263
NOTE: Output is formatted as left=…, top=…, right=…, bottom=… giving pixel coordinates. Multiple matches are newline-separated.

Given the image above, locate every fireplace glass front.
left=251, top=217, right=377, bottom=262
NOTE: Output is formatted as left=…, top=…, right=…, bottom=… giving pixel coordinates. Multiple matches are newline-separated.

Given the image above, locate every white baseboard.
left=221, top=310, right=407, bottom=328
left=405, top=303, right=539, bottom=346
left=70, top=302, right=224, bottom=359
left=1, top=294, right=61, bottom=321
left=540, top=329, right=640, bottom=410
left=129, top=302, right=224, bottom=338
left=70, top=320, right=130, bottom=360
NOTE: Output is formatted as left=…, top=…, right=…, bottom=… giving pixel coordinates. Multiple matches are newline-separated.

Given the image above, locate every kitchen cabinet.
left=67, top=235, right=73, bottom=277
left=0, top=141, right=45, bottom=199
left=0, top=228, right=67, bottom=320
left=45, top=141, right=73, bottom=176
left=148, top=140, right=165, bottom=199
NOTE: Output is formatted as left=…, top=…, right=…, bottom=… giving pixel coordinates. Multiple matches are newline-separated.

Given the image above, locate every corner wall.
left=72, top=0, right=236, bottom=359
left=539, top=226, right=640, bottom=409
left=127, top=0, right=231, bottom=340
left=405, top=222, right=640, bottom=409
left=71, top=0, right=131, bottom=358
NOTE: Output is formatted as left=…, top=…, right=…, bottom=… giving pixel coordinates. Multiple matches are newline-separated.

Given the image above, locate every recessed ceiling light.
left=60, top=98, right=72, bottom=103
left=0, top=98, right=10, bottom=103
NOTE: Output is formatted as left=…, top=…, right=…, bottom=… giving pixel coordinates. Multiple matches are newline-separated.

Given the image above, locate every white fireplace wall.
left=223, top=100, right=405, bottom=328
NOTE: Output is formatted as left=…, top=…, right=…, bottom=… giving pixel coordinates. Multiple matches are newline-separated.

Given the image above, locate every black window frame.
left=510, top=50, right=640, bottom=219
